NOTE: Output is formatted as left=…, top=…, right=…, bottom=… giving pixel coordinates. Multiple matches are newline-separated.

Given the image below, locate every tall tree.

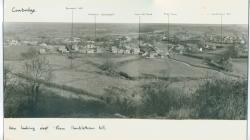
left=23, top=56, right=52, bottom=114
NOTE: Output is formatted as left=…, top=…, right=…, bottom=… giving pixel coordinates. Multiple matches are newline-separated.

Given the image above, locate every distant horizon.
left=3, top=21, right=248, bottom=25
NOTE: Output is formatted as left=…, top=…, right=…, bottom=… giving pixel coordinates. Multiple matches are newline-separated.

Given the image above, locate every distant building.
left=79, top=48, right=87, bottom=54
left=87, top=49, right=95, bottom=54
left=117, top=49, right=124, bottom=54
left=124, top=49, right=131, bottom=54
left=96, top=47, right=103, bottom=53
left=8, top=40, right=19, bottom=46
left=175, top=45, right=185, bottom=54
left=23, top=40, right=38, bottom=46
left=57, top=46, right=69, bottom=53
left=39, top=43, right=47, bottom=47
left=45, top=45, right=56, bottom=53
left=132, top=47, right=140, bottom=54
left=147, top=52, right=158, bottom=59
left=142, top=52, right=148, bottom=56
left=72, top=44, right=79, bottom=51
left=111, top=46, right=118, bottom=53
left=86, top=44, right=95, bottom=49
left=199, top=48, right=203, bottom=52
left=86, top=40, right=95, bottom=44
left=205, top=44, right=216, bottom=50
left=39, top=48, right=46, bottom=54
left=186, top=43, right=200, bottom=53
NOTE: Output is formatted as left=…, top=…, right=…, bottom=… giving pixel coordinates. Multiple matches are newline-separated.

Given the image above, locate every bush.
left=99, top=59, right=118, bottom=76
left=139, top=81, right=192, bottom=117
left=4, top=85, right=108, bottom=118
left=102, top=86, right=137, bottom=117
left=194, top=78, right=247, bottom=119
left=4, top=82, right=34, bottom=117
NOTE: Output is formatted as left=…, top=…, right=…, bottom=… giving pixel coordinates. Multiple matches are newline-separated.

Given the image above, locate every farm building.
left=175, top=45, right=185, bottom=54
left=72, top=44, right=79, bottom=51
left=124, top=49, right=131, bottom=54
left=87, top=49, right=95, bottom=54
left=147, top=52, right=159, bottom=59
left=39, top=48, right=46, bottom=54
left=57, top=45, right=69, bottom=54
left=22, top=40, right=38, bottom=46
left=95, top=47, right=104, bottom=53
left=7, top=40, right=19, bottom=46
left=79, top=48, right=87, bottom=54
left=111, top=46, right=118, bottom=53
left=117, top=49, right=124, bottom=54
left=46, top=45, right=57, bottom=53
left=132, top=47, right=140, bottom=54
left=39, top=43, right=47, bottom=47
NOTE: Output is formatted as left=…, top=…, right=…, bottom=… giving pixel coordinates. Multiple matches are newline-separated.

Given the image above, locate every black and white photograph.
left=3, top=0, right=248, bottom=120
left=4, top=24, right=248, bottom=119
left=2, top=0, right=249, bottom=140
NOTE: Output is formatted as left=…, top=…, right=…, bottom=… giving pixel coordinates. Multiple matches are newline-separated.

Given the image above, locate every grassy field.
left=4, top=23, right=248, bottom=118
left=231, top=58, right=248, bottom=77
left=4, top=45, right=33, bottom=61
left=117, top=57, right=223, bottom=78
left=172, top=54, right=247, bottom=78
left=5, top=45, right=246, bottom=99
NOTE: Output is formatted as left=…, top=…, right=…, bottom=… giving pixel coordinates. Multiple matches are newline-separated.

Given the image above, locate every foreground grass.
left=5, top=87, right=109, bottom=118
left=195, top=78, right=247, bottom=119
left=4, top=77, right=247, bottom=119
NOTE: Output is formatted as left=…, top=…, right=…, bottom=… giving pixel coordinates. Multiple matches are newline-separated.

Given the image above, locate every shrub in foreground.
left=195, top=78, right=247, bottom=119
left=139, top=81, right=193, bottom=117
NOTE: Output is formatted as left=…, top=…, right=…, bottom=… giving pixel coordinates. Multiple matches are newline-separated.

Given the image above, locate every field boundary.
left=13, top=72, right=104, bottom=100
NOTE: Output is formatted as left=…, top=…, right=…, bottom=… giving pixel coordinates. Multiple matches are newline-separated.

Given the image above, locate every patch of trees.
left=206, top=46, right=240, bottom=72
left=100, top=77, right=247, bottom=119
left=195, top=78, right=247, bottom=119
left=4, top=54, right=53, bottom=117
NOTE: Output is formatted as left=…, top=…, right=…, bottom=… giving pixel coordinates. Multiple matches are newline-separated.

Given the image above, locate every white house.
left=117, top=49, right=124, bottom=54
left=79, top=48, right=87, bottom=54
left=86, top=44, right=95, bottom=49
left=199, top=47, right=203, bottom=52
left=72, top=44, right=79, bottom=51
left=147, top=52, right=158, bottom=59
left=57, top=46, right=69, bottom=54
left=9, top=40, right=19, bottom=46
left=39, top=43, right=47, bottom=47
left=96, top=47, right=103, bottom=53
left=87, top=49, right=95, bottom=54
left=132, top=47, right=140, bottom=54
left=142, top=52, right=148, bottom=56
left=124, top=49, right=131, bottom=54
left=39, top=48, right=46, bottom=54
left=111, top=46, right=118, bottom=53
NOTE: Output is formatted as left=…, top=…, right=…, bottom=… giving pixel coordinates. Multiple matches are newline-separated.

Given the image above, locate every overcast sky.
left=5, top=0, right=248, bottom=24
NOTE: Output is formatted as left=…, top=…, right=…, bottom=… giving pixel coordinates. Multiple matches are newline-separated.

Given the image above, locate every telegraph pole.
left=164, top=12, right=177, bottom=43
left=167, top=14, right=170, bottom=42
left=211, top=12, right=230, bottom=47
left=220, top=15, right=223, bottom=47
left=94, top=15, right=97, bottom=41
left=70, top=9, right=74, bottom=68
left=66, top=7, right=83, bottom=69
left=139, top=16, right=141, bottom=48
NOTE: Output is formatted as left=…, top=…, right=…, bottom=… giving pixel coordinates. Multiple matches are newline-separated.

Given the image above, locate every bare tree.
left=4, top=66, right=11, bottom=94
left=3, top=65, right=17, bottom=100
left=23, top=56, right=52, bottom=113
